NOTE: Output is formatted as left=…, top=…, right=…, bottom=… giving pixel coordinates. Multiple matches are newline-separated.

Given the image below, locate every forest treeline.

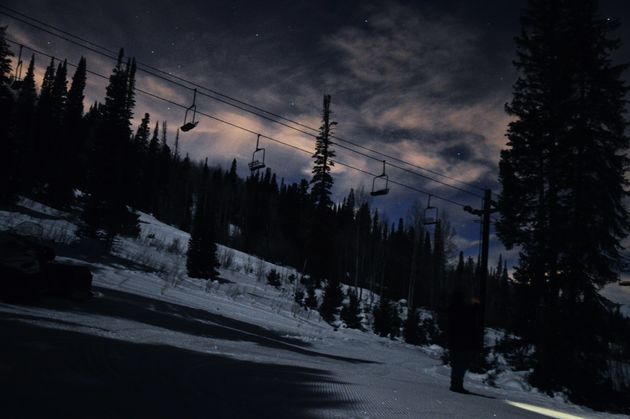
left=0, top=27, right=491, bottom=317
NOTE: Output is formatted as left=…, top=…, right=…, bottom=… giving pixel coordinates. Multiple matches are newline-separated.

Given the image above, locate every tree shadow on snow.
left=12, top=286, right=378, bottom=365
left=0, top=316, right=354, bottom=419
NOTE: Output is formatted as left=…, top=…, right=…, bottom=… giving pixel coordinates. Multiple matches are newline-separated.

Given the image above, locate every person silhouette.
left=448, top=291, right=481, bottom=393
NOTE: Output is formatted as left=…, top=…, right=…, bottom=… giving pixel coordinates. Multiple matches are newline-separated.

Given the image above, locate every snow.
left=1, top=198, right=626, bottom=418
left=600, top=282, right=630, bottom=318
left=0, top=200, right=78, bottom=244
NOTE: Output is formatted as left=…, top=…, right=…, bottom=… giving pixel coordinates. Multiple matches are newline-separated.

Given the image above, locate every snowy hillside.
left=0, top=199, right=625, bottom=418
left=600, top=281, right=630, bottom=318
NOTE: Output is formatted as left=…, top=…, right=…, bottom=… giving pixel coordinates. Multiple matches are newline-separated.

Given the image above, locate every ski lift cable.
left=0, top=5, right=487, bottom=195
left=9, top=39, right=472, bottom=210
left=0, top=5, right=117, bottom=56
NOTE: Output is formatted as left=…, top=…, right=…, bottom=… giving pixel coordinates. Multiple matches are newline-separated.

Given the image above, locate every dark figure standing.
left=448, top=291, right=481, bottom=393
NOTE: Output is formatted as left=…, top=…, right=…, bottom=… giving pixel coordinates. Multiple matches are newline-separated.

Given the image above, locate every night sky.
left=2, top=0, right=629, bottom=266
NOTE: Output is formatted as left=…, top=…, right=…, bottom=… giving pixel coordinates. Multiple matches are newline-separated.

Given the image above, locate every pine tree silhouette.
left=0, top=26, right=13, bottom=83
left=307, top=94, right=338, bottom=282
left=341, top=288, right=363, bottom=329
left=319, top=276, right=344, bottom=323
left=186, top=160, right=220, bottom=280
left=310, top=94, right=336, bottom=209
left=305, top=284, right=318, bottom=309
left=497, top=0, right=629, bottom=402
left=46, top=60, right=75, bottom=207
left=83, top=49, right=139, bottom=244
left=11, top=55, right=37, bottom=197
left=64, top=56, right=87, bottom=191
left=403, top=307, right=422, bottom=345
left=0, top=26, right=15, bottom=203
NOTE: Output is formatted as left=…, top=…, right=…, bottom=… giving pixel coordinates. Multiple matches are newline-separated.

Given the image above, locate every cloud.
left=326, top=5, right=479, bottom=93
left=322, top=2, right=513, bottom=191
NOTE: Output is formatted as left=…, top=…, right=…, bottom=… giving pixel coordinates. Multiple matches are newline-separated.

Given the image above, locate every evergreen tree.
left=432, top=220, right=446, bottom=308
left=310, top=94, right=336, bottom=209
left=0, top=26, right=12, bottom=83
left=157, top=121, right=172, bottom=216
left=50, top=60, right=68, bottom=120
left=307, top=94, right=337, bottom=281
left=266, top=269, right=281, bottom=288
left=83, top=49, right=139, bottom=243
left=294, top=288, right=305, bottom=307
left=64, top=56, right=87, bottom=190
left=0, top=26, right=14, bottom=203
left=417, top=231, right=433, bottom=307
left=373, top=297, right=400, bottom=338
left=30, top=58, right=57, bottom=191
left=305, top=284, right=318, bottom=309
left=186, top=160, right=220, bottom=280
left=228, top=158, right=238, bottom=181
left=134, top=113, right=151, bottom=151
left=373, top=297, right=390, bottom=337
left=37, top=58, right=57, bottom=113
left=341, top=288, right=362, bottom=329
left=173, top=128, right=181, bottom=161
left=403, top=307, right=422, bottom=344
left=495, top=254, right=504, bottom=282
left=129, top=112, right=151, bottom=208
left=66, top=58, right=87, bottom=124
left=143, top=121, right=161, bottom=213
left=11, top=55, right=36, bottom=196
left=497, top=0, right=629, bottom=402
left=501, top=261, right=509, bottom=284
left=319, top=276, right=344, bottom=323
left=46, top=60, right=74, bottom=207
left=179, top=154, right=193, bottom=232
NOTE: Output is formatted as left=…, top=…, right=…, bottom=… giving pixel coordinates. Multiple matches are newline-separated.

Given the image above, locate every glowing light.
left=505, top=401, right=585, bottom=419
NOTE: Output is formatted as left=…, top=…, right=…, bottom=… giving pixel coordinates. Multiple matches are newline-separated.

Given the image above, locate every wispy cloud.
left=321, top=2, right=512, bottom=191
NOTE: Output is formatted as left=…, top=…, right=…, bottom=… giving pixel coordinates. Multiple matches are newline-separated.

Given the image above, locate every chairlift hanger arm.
left=463, top=205, right=498, bottom=217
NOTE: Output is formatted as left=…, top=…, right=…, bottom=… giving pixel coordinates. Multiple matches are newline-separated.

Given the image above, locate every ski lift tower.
left=464, top=189, right=497, bottom=348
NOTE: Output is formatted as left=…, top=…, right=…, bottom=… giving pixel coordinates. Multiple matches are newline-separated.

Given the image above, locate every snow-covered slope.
left=0, top=200, right=624, bottom=418
left=600, top=281, right=630, bottom=318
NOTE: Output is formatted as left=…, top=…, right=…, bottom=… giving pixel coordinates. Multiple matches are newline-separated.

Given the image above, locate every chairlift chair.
left=180, top=88, right=199, bottom=132
left=248, top=134, right=266, bottom=172
left=370, top=160, right=390, bottom=197
left=424, top=195, right=438, bottom=225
